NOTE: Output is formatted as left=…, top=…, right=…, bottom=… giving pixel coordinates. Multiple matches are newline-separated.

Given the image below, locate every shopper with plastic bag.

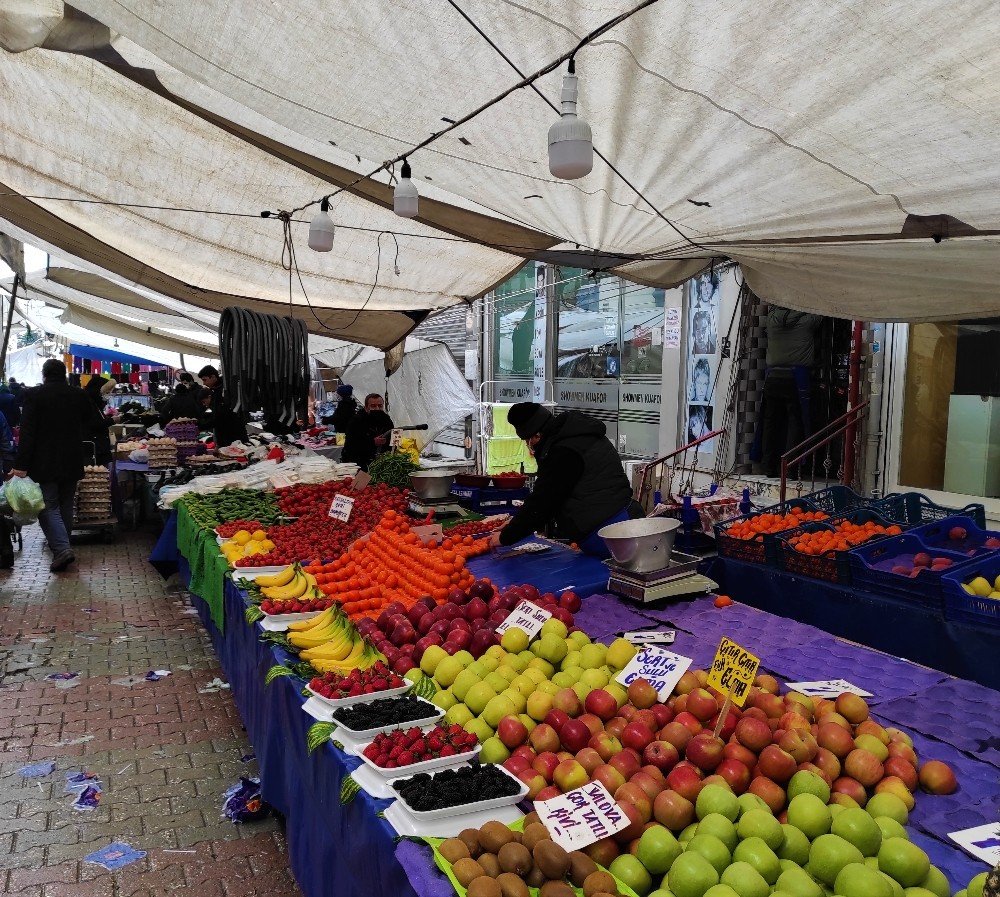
left=8, top=359, right=94, bottom=572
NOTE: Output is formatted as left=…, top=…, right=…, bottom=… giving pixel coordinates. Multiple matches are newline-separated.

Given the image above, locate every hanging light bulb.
left=393, top=159, right=419, bottom=218
left=308, top=197, right=336, bottom=252
left=548, top=58, right=593, bottom=179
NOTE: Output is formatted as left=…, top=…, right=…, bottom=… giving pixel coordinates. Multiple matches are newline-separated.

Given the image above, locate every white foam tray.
left=259, top=611, right=322, bottom=632
left=331, top=696, right=443, bottom=741
left=387, top=765, right=528, bottom=821
left=383, top=799, right=523, bottom=838
left=355, top=740, right=479, bottom=778
left=304, top=682, right=411, bottom=710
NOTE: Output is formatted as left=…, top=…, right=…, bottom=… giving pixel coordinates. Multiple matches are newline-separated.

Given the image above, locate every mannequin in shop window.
left=756, top=304, right=823, bottom=477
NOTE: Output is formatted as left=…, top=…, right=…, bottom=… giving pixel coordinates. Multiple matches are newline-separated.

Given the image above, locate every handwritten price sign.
left=496, top=600, right=551, bottom=640
left=615, top=646, right=692, bottom=701
left=536, top=782, right=630, bottom=851
left=328, top=494, right=355, bottom=522
left=706, top=637, right=759, bottom=707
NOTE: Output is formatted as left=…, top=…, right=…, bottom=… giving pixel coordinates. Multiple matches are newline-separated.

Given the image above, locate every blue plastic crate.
left=873, top=491, right=986, bottom=528
left=907, top=515, right=1000, bottom=559
left=940, top=556, right=1000, bottom=631
left=774, top=508, right=904, bottom=584
left=713, top=497, right=825, bottom=566
left=848, top=532, right=979, bottom=610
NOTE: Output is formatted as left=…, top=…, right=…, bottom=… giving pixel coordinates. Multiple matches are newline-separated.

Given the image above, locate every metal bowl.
left=408, top=470, right=456, bottom=501
left=597, top=517, right=681, bottom=573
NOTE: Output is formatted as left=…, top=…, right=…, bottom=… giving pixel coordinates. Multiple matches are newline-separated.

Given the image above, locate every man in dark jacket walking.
left=342, top=393, right=394, bottom=471
left=490, top=402, right=641, bottom=558
left=331, top=384, right=360, bottom=433
left=0, top=383, right=21, bottom=427
left=9, top=359, right=93, bottom=572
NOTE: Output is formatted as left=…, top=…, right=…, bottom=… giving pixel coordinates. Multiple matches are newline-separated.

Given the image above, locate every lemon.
left=989, top=592, right=1000, bottom=600
left=968, top=576, right=992, bottom=597
left=261, top=540, right=275, bottom=552
left=251, top=529, right=267, bottom=542
left=233, top=530, right=252, bottom=546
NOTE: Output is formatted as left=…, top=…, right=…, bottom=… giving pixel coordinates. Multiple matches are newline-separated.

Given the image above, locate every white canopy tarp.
left=332, top=341, right=476, bottom=451
left=1, top=1, right=999, bottom=335
left=5, top=342, right=45, bottom=385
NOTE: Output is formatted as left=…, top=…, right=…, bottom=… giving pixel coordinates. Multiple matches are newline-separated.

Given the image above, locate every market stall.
left=158, top=469, right=999, bottom=897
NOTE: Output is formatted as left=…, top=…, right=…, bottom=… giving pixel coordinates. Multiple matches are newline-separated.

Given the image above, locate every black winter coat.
left=342, top=409, right=394, bottom=471
left=15, top=380, right=94, bottom=482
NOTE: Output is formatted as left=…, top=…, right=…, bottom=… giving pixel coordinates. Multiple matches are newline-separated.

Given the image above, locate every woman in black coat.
left=82, top=376, right=115, bottom=466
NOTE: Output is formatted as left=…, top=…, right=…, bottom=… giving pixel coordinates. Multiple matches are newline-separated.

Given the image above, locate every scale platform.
left=406, top=493, right=468, bottom=520
left=605, top=551, right=717, bottom=603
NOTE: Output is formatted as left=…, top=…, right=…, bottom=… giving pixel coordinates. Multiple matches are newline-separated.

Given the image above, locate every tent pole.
left=0, top=274, right=19, bottom=381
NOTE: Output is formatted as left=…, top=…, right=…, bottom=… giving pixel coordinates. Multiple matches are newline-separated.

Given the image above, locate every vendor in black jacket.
left=342, top=393, right=394, bottom=471
left=489, top=402, right=642, bottom=558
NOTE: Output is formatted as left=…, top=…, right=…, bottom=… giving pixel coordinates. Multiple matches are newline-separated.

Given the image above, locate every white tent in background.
left=0, top=1, right=998, bottom=350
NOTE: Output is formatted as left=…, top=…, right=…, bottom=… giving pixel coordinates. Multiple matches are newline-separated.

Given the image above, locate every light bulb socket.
left=308, top=206, right=336, bottom=252
left=394, top=159, right=419, bottom=218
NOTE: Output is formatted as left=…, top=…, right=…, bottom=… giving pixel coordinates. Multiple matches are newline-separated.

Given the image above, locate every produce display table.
left=180, top=551, right=996, bottom=897
left=708, top=557, right=1000, bottom=690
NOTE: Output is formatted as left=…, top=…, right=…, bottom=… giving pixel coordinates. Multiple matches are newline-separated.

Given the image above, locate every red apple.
left=758, top=744, right=798, bottom=783
left=887, top=741, right=919, bottom=766
left=614, top=783, right=652, bottom=823
left=884, top=756, right=918, bottom=790
left=643, top=741, right=680, bottom=773
left=544, top=709, right=571, bottom=733
left=605, top=717, right=628, bottom=740
left=674, top=712, right=703, bottom=735
left=687, top=688, right=720, bottom=722
left=666, top=763, right=704, bottom=802
left=757, top=692, right=785, bottom=719
left=817, top=721, right=856, bottom=758
left=622, top=721, right=656, bottom=754
left=813, top=747, right=842, bottom=782
left=532, top=751, right=560, bottom=782
left=748, top=775, right=787, bottom=813
left=576, top=747, right=604, bottom=775
left=709, top=709, right=740, bottom=741
left=627, top=678, right=659, bottom=710
left=577, top=713, right=604, bottom=737
left=844, top=748, right=883, bottom=787
left=591, top=763, right=626, bottom=795
left=584, top=837, right=621, bottom=867
left=559, top=591, right=581, bottom=612
left=797, top=762, right=832, bottom=786
left=504, top=755, right=532, bottom=775
left=536, top=785, right=560, bottom=801
left=735, top=716, right=772, bottom=753
left=756, top=673, right=780, bottom=694
left=675, top=671, right=699, bottom=695
left=613, top=801, right=646, bottom=843
left=686, top=733, right=725, bottom=772
left=651, top=703, right=674, bottom=728
left=529, top=724, right=561, bottom=755
left=723, top=741, right=758, bottom=770
left=497, top=715, right=529, bottom=750
left=512, top=745, right=537, bottom=763
left=559, top=719, right=592, bottom=754
left=584, top=689, right=619, bottom=721
left=653, top=788, right=695, bottom=830
left=633, top=709, right=660, bottom=733
left=875, top=776, right=915, bottom=810
left=835, top=693, right=869, bottom=725
left=779, top=729, right=818, bottom=763
left=641, top=764, right=666, bottom=784
left=832, top=776, right=868, bottom=806
left=553, top=687, right=583, bottom=718
left=517, top=768, right=547, bottom=798
left=716, top=758, right=751, bottom=794
left=608, top=748, right=642, bottom=781
left=919, top=760, right=958, bottom=795
left=589, top=732, right=624, bottom=761
left=658, top=722, right=693, bottom=751
left=630, top=770, right=664, bottom=802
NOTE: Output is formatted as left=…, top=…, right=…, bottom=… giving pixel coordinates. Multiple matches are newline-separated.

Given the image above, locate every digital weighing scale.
left=605, top=550, right=717, bottom=603
left=406, top=493, right=469, bottom=520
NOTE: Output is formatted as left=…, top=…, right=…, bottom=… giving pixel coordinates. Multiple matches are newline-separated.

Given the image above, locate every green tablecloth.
left=176, top=502, right=228, bottom=631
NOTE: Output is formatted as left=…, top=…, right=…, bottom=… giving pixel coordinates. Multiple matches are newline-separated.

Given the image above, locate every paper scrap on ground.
left=46, top=672, right=79, bottom=680
left=48, top=734, right=94, bottom=747
left=18, top=761, right=55, bottom=778
left=144, top=669, right=171, bottom=681
left=948, top=822, right=1000, bottom=865
left=198, top=678, right=231, bottom=694
left=110, top=676, right=146, bottom=688
left=84, top=842, right=147, bottom=871
left=65, top=771, right=101, bottom=793
left=785, top=679, right=873, bottom=698
left=72, top=785, right=102, bottom=811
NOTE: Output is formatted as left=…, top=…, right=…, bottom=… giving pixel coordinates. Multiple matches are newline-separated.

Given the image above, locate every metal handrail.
left=635, top=428, right=726, bottom=507
left=779, top=401, right=869, bottom=503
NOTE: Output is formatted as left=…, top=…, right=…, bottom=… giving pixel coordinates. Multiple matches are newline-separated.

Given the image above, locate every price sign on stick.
left=785, top=679, right=873, bottom=699
left=328, top=494, right=355, bottom=522
left=536, top=782, right=630, bottom=851
left=615, top=646, right=692, bottom=701
left=707, top=637, right=760, bottom=736
left=350, top=471, right=371, bottom=492
left=495, top=600, right=551, bottom=640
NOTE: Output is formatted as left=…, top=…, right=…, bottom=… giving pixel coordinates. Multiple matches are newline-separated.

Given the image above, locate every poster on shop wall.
left=685, top=271, right=720, bottom=451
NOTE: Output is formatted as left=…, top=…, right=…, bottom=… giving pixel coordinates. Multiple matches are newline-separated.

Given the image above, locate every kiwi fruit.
left=439, top=838, right=471, bottom=864
left=459, top=828, right=483, bottom=857
left=532, top=841, right=571, bottom=881
left=521, top=822, right=552, bottom=852
left=568, top=852, right=598, bottom=887
left=525, top=866, right=547, bottom=889
left=539, top=882, right=575, bottom=897
left=479, top=821, right=516, bottom=854
left=496, top=872, right=530, bottom=897
left=498, top=843, right=532, bottom=876
left=583, top=871, right=617, bottom=897
left=467, top=876, right=502, bottom=897
left=453, top=858, right=486, bottom=888
left=477, top=853, right=501, bottom=878
left=523, top=811, right=541, bottom=828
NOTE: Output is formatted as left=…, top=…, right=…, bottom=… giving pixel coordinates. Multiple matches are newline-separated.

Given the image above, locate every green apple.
left=504, top=652, right=529, bottom=673
left=736, top=808, right=785, bottom=851
left=967, top=872, right=988, bottom=897
left=527, top=657, right=555, bottom=678
left=774, top=866, right=823, bottom=897
left=526, top=690, right=553, bottom=721
left=697, top=784, right=740, bottom=822
left=866, top=793, right=909, bottom=826
left=478, top=654, right=500, bottom=674
left=874, top=817, right=908, bottom=842
left=432, top=688, right=457, bottom=711
left=580, top=667, right=610, bottom=689
left=569, top=630, right=591, bottom=647
left=522, top=667, right=547, bottom=685
left=878, top=838, right=929, bottom=888
left=776, top=824, right=811, bottom=866
left=509, top=674, right=535, bottom=696
left=552, top=671, right=577, bottom=688
left=736, top=793, right=769, bottom=818
left=501, top=628, right=530, bottom=653
left=831, top=807, right=883, bottom=857
left=606, top=681, right=629, bottom=708
left=606, top=637, right=637, bottom=670
left=540, top=617, right=568, bottom=640
left=464, top=682, right=496, bottom=716
left=732, top=837, right=781, bottom=885
left=433, top=656, right=464, bottom=688
left=917, top=865, right=951, bottom=897
left=482, top=694, right=516, bottom=728
left=464, top=717, right=494, bottom=743
left=580, top=642, right=608, bottom=669
left=419, top=644, right=448, bottom=676
left=495, top=665, right=518, bottom=683
left=787, top=770, right=831, bottom=804
left=609, top=854, right=653, bottom=896
left=517, top=713, right=536, bottom=733
left=452, top=649, right=474, bottom=666
left=667, top=851, right=719, bottom=897
left=451, top=669, right=480, bottom=702
left=702, top=887, right=739, bottom=897
left=562, top=650, right=583, bottom=670
left=536, top=680, right=559, bottom=696
left=807, top=834, right=864, bottom=888
left=635, top=825, right=682, bottom=875
left=687, top=834, right=731, bottom=876
left=534, top=633, right=568, bottom=664
left=485, top=672, right=510, bottom=694
left=445, top=703, right=473, bottom=727
left=720, top=860, right=770, bottom=897
left=479, top=736, right=510, bottom=764
left=786, top=793, right=832, bottom=840
left=572, top=682, right=591, bottom=702
left=835, top=862, right=894, bottom=897
left=695, top=814, right=738, bottom=852
left=501, top=689, right=526, bottom=714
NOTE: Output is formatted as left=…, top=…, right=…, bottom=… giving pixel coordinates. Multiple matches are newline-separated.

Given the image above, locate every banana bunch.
left=255, top=565, right=319, bottom=601
left=287, top=611, right=381, bottom=673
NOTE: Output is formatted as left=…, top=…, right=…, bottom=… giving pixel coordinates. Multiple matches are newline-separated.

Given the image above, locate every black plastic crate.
left=873, top=492, right=986, bottom=528
left=714, top=498, right=826, bottom=566
left=799, top=485, right=868, bottom=516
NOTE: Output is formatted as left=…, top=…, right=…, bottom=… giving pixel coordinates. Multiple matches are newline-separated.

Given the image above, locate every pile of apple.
left=491, top=670, right=957, bottom=834
left=354, top=581, right=580, bottom=677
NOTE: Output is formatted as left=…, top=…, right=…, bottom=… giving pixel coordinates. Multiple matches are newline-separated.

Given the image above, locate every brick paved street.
left=0, top=525, right=302, bottom=896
